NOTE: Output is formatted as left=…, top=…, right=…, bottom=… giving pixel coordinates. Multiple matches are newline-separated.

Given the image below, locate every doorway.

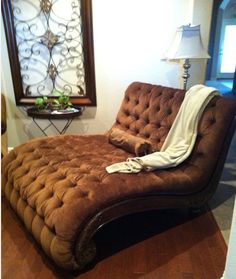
left=206, top=0, right=236, bottom=96
left=216, top=19, right=236, bottom=79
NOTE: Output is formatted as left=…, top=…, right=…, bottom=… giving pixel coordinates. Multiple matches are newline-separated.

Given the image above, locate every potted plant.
left=34, top=90, right=73, bottom=112
left=51, top=90, right=73, bottom=111
left=34, top=96, right=49, bottom=111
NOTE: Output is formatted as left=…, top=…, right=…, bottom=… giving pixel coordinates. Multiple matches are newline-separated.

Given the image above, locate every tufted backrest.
left=113, top=82, right=236, bottom=174
left=114, top=82, right=186, bottom=151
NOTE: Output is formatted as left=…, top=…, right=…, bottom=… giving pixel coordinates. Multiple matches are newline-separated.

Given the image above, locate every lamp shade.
left=164, top=25, right=210, bottom=60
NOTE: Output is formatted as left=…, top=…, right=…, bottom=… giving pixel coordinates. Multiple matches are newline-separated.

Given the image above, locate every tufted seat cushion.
left=2, top=82, right=236, bottom=269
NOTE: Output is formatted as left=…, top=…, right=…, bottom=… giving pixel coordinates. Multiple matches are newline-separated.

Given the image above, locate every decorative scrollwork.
left=10, top=0, right=86, bottom=97
left=41, top=30, right=59, bottom=49
left=40, top=0, right=52, bottom=14
left=47, top=64, right=58, bottom=81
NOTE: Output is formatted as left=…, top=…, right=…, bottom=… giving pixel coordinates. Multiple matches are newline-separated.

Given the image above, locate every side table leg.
left=32, top=118, right=50, bottom=136
left=48, top=118, right=74, bottom=135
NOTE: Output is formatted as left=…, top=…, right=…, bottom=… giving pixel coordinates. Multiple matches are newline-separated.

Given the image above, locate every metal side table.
left=27, top=107, right=83, bottom=136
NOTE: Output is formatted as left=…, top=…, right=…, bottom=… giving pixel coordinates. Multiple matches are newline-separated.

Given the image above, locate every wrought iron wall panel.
left=2, top=0, right=96, bottom=105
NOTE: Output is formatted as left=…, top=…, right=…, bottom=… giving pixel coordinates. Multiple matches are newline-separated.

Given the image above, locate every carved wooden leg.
left=75, top=239, right=96, bottom=270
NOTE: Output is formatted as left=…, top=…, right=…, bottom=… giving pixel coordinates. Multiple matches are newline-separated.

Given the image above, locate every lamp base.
left=182, top=58, right=191, bottom=90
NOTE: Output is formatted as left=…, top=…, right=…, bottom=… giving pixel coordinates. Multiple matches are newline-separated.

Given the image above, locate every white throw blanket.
left=106, top=84, right=219, bottom=174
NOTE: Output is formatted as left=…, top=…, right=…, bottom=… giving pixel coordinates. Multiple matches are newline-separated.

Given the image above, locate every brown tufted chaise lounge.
left=2, top=82, right=236, bottom=270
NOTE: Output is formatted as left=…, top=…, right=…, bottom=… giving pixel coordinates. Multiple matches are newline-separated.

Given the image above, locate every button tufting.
left=80, top=191, right=89, bottom=198
left=58, top=200, right=63, bottom=207
left=209, top=118, right=216, bottom=125
left=197, top=134, right=203, bottom=141
left=70, top=181, right=77, bottom=187
left=51, top=226, right=56, bottom=234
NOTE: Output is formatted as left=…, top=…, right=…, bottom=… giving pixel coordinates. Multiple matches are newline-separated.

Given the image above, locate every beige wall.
left=188, top=0, right=214, bottom=87
left=1, top=0, right=213, bottom=147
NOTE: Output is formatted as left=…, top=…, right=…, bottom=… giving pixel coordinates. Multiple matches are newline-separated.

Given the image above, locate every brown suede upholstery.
left=2, top=82, right=236, bottom=270
left=108, top=127, right=153, bottom=156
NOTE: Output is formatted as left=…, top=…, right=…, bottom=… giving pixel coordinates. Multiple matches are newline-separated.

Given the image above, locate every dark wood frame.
left=1, top=0, right=97, bottom=106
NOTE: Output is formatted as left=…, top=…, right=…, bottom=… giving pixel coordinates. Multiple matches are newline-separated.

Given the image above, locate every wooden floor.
left=2, top=198, right=227, bottom=279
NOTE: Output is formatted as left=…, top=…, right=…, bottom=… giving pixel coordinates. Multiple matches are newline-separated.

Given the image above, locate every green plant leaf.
left=52, top=89, right=63, bottom=96
left=53, top=100, right=60, bottom=105
left=35, top=98, right=44, bottom=105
